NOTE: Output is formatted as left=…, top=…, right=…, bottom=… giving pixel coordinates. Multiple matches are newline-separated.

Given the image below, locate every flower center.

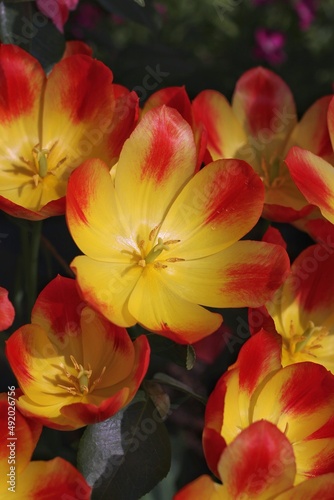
left=131, top=224, right=184, bottom=269
left=287, top=320, right=329, bottom=359
left=259, top=156, right=285, bottom=189
left=57, top=355, right=106, bottom=396
left=18, top=141, right=67, bottom=187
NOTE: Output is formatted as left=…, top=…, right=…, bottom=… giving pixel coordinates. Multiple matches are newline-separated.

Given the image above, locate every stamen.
left=154, top=262, right=167, bottom=269
left=166, top=258, right=185, bottom=262
left=90, top=366, right=107, bottom=391
left=70, top=355, right=80, bottom=371
left=56, top=356, right=105, bottom=396
left=57, top=384, right=78, bottom=396
left=164, top=239, right=180, bottom=245
left=149, top=225, right=161, bottom=241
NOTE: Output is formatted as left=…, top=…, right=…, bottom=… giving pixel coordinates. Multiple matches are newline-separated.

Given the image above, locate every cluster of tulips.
left=1, top=40, right=334, bottom=498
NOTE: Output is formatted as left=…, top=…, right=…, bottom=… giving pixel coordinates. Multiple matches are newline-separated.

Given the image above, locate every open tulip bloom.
left=192, top=67, right=333, bottom=222
left=0, top=44, right=137, bottom=220
left=5, top=276, right=150, bottom=430
left=0, top=393, right=91, bottom=498
left=175, top=421, right=334, bottom=499
left=66, top=105, right=290, bottom=344
left=250, top=243, right=334, bottom=372
left=203, top=330, right=334, bottom=485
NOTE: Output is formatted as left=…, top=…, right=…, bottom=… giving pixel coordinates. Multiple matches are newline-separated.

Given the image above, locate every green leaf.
left=152, top=373, right=207, bottom=405
left=0, top=0, right=65, bottom=73
left=77, top=392, right=171, bottom=500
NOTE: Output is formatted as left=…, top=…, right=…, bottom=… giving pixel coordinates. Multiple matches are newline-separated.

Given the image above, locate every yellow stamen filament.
left=57, top=354, right=106, bottom=396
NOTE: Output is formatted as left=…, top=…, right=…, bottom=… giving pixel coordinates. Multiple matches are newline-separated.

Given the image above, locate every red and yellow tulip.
left=5, top=276, right=150, bottom=430
left=0, top=393, right=91, bottom=498
left=0, top=44, right=138, bottom=220
left=66, top=105, right=289, bottom=344
left=203, top=330, right=334, bottom=485
left=286, top=96, right=334, bottom=225
left=251, top=243, right=334, bottom=372
left=175, top=421, right=334, bottom=499
left=192, top=67, right=333, bottom=222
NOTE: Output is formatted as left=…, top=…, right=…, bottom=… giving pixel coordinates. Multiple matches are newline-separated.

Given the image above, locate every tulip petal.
left=222, top=331, right=282, bottom=440
left=218, top=421, right=296, bottom=498
left=192, top=89, right=247, bottom=159
left=142, top=86, right=193, bottom=126
left=71, top=256, right=140, bottom=327
left=281, top=244, right=334, bottom=322
left=0, top=286, right=15, bottom=330
left=16, top=457, right=91, bottom=498
left=66, top=159, right=135, bottom=261
left=275, top=473, right=334, bottom=500
left=329, top=97, right=334, bottom=149
left=0, top=395, right=42, bottom=477
left=31, top=275, right=82, bottom=334
left=59, top=387, right=131, bottom=429
left=80, top=307, right=136, bottom=387
left=159, top=159, right=264, bottom=260
left=232, top=67, right=297, bottom=144
left=293, top=438, right=334, bottom=484
left=286, top=147, right=334, bottom=224
left=155, top=241, right=289, bottom=308
left=0, top=46, right=45, bottom=211
left=286, top=95, right=333, bottom=159
left=253, top=362, right=334, bottom=444
left=128, top=267, right=222, bottom=343
left=174, top=475, right=223, bottom=500
left=6, top=324, right=79, bottom=405
left=62, top=40, right=93, bottom=58
left=114, top=106, right=196, bottom=241
left=42, top=54, right=117, bottom=171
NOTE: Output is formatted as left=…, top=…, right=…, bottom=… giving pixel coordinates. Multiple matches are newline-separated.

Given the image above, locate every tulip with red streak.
left=193, top=67, right=333, bottom=222
left=203, top=330, right=334, bottom=485
left=250, top=242, right=334, bottom=373
left=6, top=276, right=150, bottom=430
left=0, top=45, right=138, bottom=220
left=175, top=420, right=334, bottom=499
left=0, top=393, right=91, bottom=498
left=286, top=96, right=334, bottom=225
left=66, top=106, right=289, bottom=344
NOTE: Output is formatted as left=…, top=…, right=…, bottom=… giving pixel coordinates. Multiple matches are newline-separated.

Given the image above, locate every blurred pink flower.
left=36, top=0, right=79, bottom=33
left=253, top=28, right=286, bottom=65
left=294, top=0, right=318, bottom=30
left=71, top=3, right=102, bottom=38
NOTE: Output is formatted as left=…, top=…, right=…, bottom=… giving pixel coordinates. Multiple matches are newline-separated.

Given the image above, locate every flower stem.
left=20, top=220, right=42, bottom=321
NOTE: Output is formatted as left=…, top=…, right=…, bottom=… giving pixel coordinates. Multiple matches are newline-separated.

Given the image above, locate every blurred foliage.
left=67, top=0, right=334, bottom=113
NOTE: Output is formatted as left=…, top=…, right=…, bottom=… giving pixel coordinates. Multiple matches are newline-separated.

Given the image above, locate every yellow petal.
left=114, top=106, right=196, bottom=243
left=128, top=266, right=222, bottom=343
left=72, top=256, right=141, bottom=327
left=159, top=159, right=264, bottom=260
left=66, top=159, right=135, bottom=261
